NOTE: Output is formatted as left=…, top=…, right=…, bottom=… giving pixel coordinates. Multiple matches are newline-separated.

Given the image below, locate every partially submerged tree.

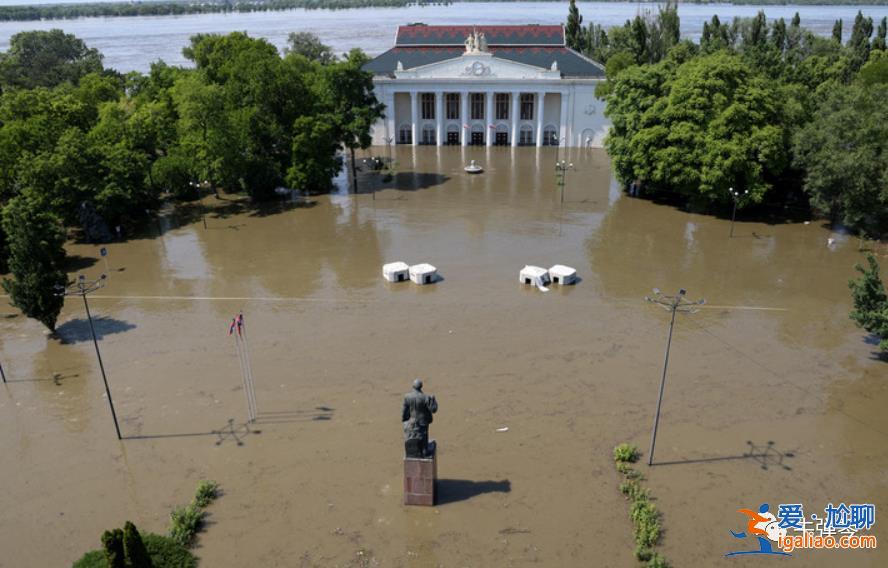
left=1, top=195, right=67, bottom=331
left=849, top=254, right=888, bottom=352
left=793, top=84, right=888, bottom=235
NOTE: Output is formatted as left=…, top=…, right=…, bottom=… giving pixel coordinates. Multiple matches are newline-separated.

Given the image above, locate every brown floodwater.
left=1, top=146, right=886, bottom=567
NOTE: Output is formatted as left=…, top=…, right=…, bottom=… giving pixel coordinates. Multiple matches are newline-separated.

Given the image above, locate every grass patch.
left=613, top=443, right=669, bottom=568
left=614, top=443, right=640, bottom=463
left=194, top=480, right=220, bottom=508
left=169, top=479, right=220, bottom=546
left=169, top=504, right=204, bottom=547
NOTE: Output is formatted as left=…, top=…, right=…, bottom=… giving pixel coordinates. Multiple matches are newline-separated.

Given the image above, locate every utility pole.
left=56, top=274, right=122, bottom=440
left=728, top=187, right=748, bottom=238
left=644, top=288, right=705, bottom=466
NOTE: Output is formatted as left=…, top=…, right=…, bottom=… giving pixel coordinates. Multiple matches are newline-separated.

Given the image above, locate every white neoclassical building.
left=364, top=24, right=609, bottom=148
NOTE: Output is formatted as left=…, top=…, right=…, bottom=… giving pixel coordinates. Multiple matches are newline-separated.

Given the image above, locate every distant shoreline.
left=1, top=0, right=887, bottom=24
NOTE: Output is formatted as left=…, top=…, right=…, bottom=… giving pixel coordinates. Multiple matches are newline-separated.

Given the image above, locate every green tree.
left=285, top=32, right=335, bottom=64
left=848, top=11, right=874, bottom=72
left=1, top=196, right=67, bottom=331
left=832, top=19, right=843, bottom=44
left=122, top=522, right=152, bottom=568
left=0, top=29, right=103, bottom=91
left=793, top=84, right=888, bottom=235
left=286, top=115, right=340, bottom=193
left=605, top=52, right=787, bottom=207
left=874, top=17, right=887, bottom=52
left=101, top=529, right=125, bottom=568
left=849, top=254, right=888, bottom=352
left=565, top=0, right=585, bottom=52
left=857, top=57, right=888, bottom=86
left=318, top=49, right=384, bottom=194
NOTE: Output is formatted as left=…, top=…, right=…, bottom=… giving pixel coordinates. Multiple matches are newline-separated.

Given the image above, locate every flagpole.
left=239, top=313, right=258, bottom=421
left=231, top=317, right=255, bottom=423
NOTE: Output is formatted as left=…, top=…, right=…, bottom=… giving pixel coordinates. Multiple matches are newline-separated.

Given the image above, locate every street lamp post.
left=728, top=186, right=748, bottom=238
left=56, top=274, right=122, bottom=440
left=555, top=160, right=574, bottom=206
left=644, top=288, right=705, bottom=466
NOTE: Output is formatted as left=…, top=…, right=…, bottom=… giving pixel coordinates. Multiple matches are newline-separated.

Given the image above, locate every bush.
left=614, top=443, right=640, bottom=463
left=169, top=505, right=204, bottom=547
left=194, top=480, right=219, bottom=508
left=142, top=534, right=197, bottom=568
left=73, top=534, right=195, bottom=568
left=647, top=552, right=670, bottom=568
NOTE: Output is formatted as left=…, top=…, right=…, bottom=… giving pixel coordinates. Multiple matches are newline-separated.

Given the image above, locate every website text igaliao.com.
left=779, top=533, right=878, bottom=552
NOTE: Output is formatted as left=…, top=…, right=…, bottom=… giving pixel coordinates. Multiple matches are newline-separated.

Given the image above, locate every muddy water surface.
left=1, top=146, right=886, bottom=567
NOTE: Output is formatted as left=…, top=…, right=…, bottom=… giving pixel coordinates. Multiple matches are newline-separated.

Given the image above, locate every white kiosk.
left=519, top=265, right=550, bottom=289
left=409, top=263, right=438, bottom=285
left=549, top=265, right=578, bottom=285
left=382, top=261, right=410, bottom=283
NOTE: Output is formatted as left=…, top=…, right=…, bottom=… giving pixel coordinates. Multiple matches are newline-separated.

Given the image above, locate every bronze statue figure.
left=402, top=379, right=438, bottom=458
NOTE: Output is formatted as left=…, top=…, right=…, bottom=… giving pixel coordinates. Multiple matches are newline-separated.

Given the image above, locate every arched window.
left=421, top=124, right=436, bottom=145
left=445, top=123, right=460, bottom=145
left=398, top=124, right=412, bottom=145
left=519, top=124, right=534, bottom=146
left=470, top=123, right=485, bottom=146
left=494, top=123, right=509, bottom=146
left=542, top=125, right=558, bottom=146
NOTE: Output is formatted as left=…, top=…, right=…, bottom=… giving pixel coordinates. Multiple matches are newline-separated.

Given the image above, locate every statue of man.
left=465, top=33, right=475, bottom=53
left=478, top=32, right=488, bottom=52
left=402, top=379, right=438, bottom=458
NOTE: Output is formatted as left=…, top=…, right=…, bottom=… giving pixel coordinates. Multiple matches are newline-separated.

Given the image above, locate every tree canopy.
left=0, top=30, right=383, bottom=327
left=0, top=29, right=103, bottom=91
left=577, top=3, right=888, bottom=234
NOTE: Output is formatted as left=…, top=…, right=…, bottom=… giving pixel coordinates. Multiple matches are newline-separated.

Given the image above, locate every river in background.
left=1, top=3, right=887, bottom=72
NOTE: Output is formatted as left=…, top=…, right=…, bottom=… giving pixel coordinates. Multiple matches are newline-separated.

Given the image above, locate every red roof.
left=396, top=25, right=565, bottom=47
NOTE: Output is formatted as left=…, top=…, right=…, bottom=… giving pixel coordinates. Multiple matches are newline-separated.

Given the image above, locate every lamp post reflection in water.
left=55, top=274, right=122, bottom=440
left=644, top=288, right=705, bottom=466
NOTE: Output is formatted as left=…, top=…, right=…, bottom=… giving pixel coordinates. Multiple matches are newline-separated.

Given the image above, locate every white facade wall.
left=368, top=53, right=610, bottom=148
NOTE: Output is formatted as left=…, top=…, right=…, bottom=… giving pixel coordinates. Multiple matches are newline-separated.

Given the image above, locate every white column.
left=410, top=91, right=418, bottom=147
left=460, top=91, right=468, bottom=146
left=536, top=92, right=545, bottom=147
left=435, top=91, right=443, bottom=147
left=385, top=90, right=395, bottom=144
left=485, top=90, right=494, bottom=147
left=510, top=91, right=520, bottom=148
left=559, top=91, right=569, bottom=148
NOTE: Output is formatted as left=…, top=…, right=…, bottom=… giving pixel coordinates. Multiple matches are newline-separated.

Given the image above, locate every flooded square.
left=1, top=146, right=885, bottom=566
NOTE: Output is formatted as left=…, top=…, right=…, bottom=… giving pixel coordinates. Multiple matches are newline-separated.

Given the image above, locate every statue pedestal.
left=403, top=454, right=437, bottom=506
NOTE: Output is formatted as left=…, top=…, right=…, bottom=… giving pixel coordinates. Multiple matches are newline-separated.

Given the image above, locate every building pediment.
left=394, top=53, right=560, bottom=81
